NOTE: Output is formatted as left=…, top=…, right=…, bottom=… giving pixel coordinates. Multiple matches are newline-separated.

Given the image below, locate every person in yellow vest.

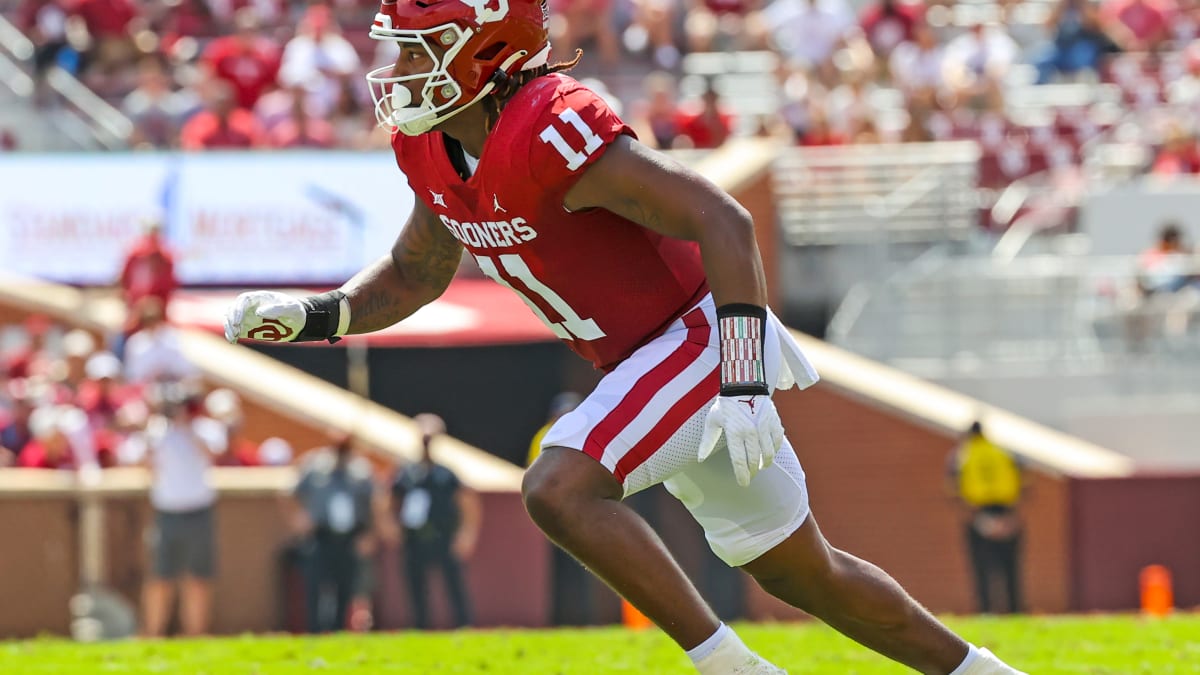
left=527, top=392, right=583, bottom=467
left=948, top=420, right=1025, bottom=614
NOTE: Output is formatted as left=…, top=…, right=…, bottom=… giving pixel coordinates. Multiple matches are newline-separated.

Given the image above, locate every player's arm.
left=562, top=135, right=766, bottom=309
left=224, top=197, right=462, bottom=343
left=341, top=197, right=462, bottom=334
left=565, top=135, right=781, bottom=487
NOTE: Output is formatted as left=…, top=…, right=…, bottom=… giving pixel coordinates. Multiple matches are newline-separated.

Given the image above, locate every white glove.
left=697, top=394, right=784, bottom=487
left=223, top=290, right=307, bottom=344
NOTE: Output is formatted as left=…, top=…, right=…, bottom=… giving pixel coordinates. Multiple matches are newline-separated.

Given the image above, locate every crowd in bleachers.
left=4, top=0, right=1200, bottom=176
left=0, top=221, right=295, bottom=472
left=0, top=310, right=296, bottom=470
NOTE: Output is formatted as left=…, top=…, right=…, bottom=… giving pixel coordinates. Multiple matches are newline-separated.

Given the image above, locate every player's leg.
left=142, top=512, right=180, bottom=637
left=669, top=438, right=1025, bottom=675
left=140, top=578, right=175, bottom=637
left=966, top=524, right=992, bottom=613
left=437, top=540, right=472, bottom=627
left=522, top=447, right=720, bottom=648
left=178, top=508, right=215, bottom=636
left=740, top=514, right=969, bottom=674
left=403, top=541, right=432, bottom=629
left=179, top=575, right=213, bottom=636
left=526, top=300, right=785, bottom=672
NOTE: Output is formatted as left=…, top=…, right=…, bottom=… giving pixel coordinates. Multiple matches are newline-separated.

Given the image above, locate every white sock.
left=950, top=645, right=1027, bottom=675
left=689, top=623, right=761, bottom=674
left=949, top=644, right=981, bottom=675
left=687, top=623, right=732, bottom=663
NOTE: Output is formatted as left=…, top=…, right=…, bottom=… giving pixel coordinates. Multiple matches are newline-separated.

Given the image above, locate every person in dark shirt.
left=292, top=435, right=376, bottom=633
left=388, top=414, right=481, bottom=629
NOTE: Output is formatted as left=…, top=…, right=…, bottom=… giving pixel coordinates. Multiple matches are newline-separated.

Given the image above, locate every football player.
left=225, top=1, right=1026, bottom=673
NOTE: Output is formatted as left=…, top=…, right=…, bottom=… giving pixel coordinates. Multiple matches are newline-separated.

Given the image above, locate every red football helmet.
left=366, top=0, right=551, bottom=136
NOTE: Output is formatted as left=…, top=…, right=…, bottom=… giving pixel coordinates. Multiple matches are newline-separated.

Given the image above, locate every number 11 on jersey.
left=475, top=254, right=607, bottom=341
left=539, top=108, right=604, bottom=171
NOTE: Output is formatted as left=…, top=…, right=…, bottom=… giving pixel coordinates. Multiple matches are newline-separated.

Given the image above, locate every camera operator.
left=133, top=383, right=227, bottom=637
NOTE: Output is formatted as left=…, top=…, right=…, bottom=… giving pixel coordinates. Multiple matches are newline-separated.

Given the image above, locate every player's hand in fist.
left=223, top=290, right=307, bottom=343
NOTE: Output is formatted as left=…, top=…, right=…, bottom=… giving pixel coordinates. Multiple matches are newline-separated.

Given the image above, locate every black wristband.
left=716, top=303, right=769, bottom=397
left=296, top=290, right=347, bottom=343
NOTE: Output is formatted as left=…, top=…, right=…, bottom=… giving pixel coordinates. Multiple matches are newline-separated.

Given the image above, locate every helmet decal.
left=459, top=0, right=508, bottom=24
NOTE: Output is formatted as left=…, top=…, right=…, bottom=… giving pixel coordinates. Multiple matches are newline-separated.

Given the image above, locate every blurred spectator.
left=762, top=0, right=863, bottom=86
left=135, top=383, right=226, bottom=637
left=624, top=0, right=681, bottom=69
left=549, top=0, right=620, bottom=67
left=16, top=0, right=72, bottom=103
left=329, top=78, right=374, bottom=149
left=526, top=393, right=596, bottom=626
left=800, top=105, right=846, bottom=146
left=118, top=219, right=178, bottom=340
left=1100, top=0, right=1176, bottom=53
left=199, top=8, right=281, bottom=110
left=56, top=328, right=97, bottom=394
left=123, top=297, right=199, bottom=385
left=77, top=351, right=133, bottom=460
left=17, top=404, right=96, bottom=470
left=947, top=420, right=1024, bottom=614
left=889, top=22, right=945, bottom=95
left=627, top=71, right=682, bottom=150
left=1137, top=222, right=1198, bottom=295
left=674, top=80, right=735, bottom=149
left=291, top=435, right=376, bottom=633
left=943, top=22, right=1018, bottom=105
left=69, top=0, right=141, bottom=94
left=266, top=94, right=336, bottom=149
left=203, top=388, right=259, bottom=467
left=277, top=5, right=361, bottom=119
left=179, top=79, right=264, bottom=150
left=527, top=392, right=584, bottom=467
left=1, top=381, right=36, bottom=466
left=122, top=55, right=200, bottom=150
left=859, top=0, right=923, bottom=60
left=1150, top=122, right=1200, bottom=175
left=257, top=436, right=295, bottom=467
left=684, top=0, right=769, bottom=54
left=1035, top=0, right=1114, bottom=84
left=4, top=314, right=52, bottom=380
left=388, top=413, right=480, bottom=629
left=155, top=0, right=218, bottom=55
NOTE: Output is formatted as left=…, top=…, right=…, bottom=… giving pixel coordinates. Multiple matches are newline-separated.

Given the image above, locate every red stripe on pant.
left=614, top=363, right=720, bottom=483
left=582, top=308, right=711, bottom=463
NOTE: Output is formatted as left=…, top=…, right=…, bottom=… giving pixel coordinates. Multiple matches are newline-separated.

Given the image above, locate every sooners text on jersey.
left=392, top=73, right=708, bottom=370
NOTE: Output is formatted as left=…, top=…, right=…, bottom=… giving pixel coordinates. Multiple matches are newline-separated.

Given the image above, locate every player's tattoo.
left=396, top=211, right=462, bottom=289
left=345, top=206, right=462, bottom=334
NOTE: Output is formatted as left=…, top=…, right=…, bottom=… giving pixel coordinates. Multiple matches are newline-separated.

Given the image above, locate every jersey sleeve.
left=525, top=83, right=634, bottom=194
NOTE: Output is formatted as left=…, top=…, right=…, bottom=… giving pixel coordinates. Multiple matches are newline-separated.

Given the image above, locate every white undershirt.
left=463, top=151, right=479, bottom=176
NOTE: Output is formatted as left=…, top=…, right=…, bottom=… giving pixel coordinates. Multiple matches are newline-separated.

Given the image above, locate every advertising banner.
left=0, top=152, right=413, bottom=285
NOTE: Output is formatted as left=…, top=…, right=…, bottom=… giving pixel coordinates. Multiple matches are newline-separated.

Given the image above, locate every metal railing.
left=829, top=252, right=1200, bottom=371
left=0, top=13, right=131, bottom=150
left=771, top=142, right=981, bottom=247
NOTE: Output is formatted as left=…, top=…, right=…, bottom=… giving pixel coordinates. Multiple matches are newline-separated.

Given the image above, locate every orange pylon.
left=1140, top=564, right=1174, bottom=617
left=621, top=599, right=653, bottom=630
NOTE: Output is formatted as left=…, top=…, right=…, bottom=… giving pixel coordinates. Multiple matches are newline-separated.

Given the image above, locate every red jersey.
left=392, top=74, right=708, bottom=370
left=201, top=36, right=281, bottom=109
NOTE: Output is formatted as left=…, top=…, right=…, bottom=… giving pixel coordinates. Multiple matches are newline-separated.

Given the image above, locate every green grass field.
left=3, top=615, right=1198, bottom=674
